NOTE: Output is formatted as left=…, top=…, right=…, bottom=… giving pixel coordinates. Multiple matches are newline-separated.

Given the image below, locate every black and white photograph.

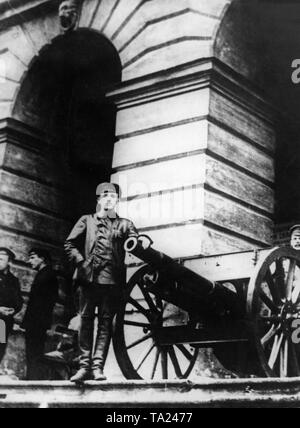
left=0, top=0, right=300, bottom=411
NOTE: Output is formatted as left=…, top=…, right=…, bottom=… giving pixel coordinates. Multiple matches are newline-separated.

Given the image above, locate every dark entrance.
left=13, top=29, right=121, bottom=223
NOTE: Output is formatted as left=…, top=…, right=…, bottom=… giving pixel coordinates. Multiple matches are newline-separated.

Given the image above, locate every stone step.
left=0, top=378, right=300, bottom=408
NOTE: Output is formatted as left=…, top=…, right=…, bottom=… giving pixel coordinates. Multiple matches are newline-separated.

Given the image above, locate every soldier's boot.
left=75, top=309, right=94, bottom=384
left=93, top=368, right=107, bottom=381
left=92, top=317, right=111, bottom=381
left=70, top=368, right=91, bottom=384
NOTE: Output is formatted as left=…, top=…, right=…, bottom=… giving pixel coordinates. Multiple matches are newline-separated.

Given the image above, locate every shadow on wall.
left=215, top=0, right=300, bottom=228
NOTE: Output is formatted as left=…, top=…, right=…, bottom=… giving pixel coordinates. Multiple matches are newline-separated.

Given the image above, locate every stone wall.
left=0, top=119, right=68, bottom=268
left=0, top=0, right=277, bottom=272
left=0, top=0, right=283, bottom=380
left=111, top=58, right=275, bottom=258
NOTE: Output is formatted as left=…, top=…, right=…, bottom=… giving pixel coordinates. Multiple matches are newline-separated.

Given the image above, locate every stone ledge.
left=0, top=378, right=300, bottom=408
left=108, top=58, right=275, bottom=123
left=0, top=118, right=51, bottom=152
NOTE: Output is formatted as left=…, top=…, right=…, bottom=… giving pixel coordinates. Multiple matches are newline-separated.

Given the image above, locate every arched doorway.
left=13, top=29, right=121, bottom=230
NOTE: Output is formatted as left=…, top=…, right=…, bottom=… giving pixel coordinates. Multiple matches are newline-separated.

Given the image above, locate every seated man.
left=43, top=316, right=80, bottom=380
left=0, top=248, right=23, bottom=364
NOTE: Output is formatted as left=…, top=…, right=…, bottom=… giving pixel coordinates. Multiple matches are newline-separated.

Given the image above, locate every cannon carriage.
left=112, top=237, right=300, bottom=381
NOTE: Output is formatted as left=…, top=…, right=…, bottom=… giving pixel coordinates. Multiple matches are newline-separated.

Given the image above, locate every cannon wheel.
left=247, top=247, right=300, bottom=377
left=113, top=266, right=199, bottom=380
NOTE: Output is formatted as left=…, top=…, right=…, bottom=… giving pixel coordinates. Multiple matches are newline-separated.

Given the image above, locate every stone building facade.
left=0, top=0, right=299, bottom=378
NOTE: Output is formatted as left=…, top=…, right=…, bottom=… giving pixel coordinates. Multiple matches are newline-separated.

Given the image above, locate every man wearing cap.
left=22, top=248, right=59, bottom=380
left=0, top=248, right=23, bottom=363
left=65, top=182, right=138, bottom=383
left=278, top=225, right=300, bottom=307
left=290, top=225, right=300, bottom=251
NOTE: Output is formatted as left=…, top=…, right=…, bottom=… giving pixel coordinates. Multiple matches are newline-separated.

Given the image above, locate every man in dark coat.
left=65, top=182, right=138, bottom=383
left=23, top=248, right=58, bottom=380
left=0, top=248, right=23, bottom=364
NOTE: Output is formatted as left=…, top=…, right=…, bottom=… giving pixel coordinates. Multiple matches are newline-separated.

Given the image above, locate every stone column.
left=109, top=58, right=275, bottom=261
left=0, top=118, right=69, bottom=289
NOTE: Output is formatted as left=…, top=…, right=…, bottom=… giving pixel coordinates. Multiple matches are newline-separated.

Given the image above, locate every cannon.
left=112, top=236, right=300, bottom=380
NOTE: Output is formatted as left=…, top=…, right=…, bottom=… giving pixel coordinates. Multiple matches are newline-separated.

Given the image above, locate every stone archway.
left=0, top=28, right=121, bottom=271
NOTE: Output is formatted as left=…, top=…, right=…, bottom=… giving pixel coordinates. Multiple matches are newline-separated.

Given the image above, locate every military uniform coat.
left=64, top=214, right=138, bottom=287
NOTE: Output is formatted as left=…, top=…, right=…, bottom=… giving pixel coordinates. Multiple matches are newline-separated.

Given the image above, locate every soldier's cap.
left=96, top=182, right=121, bottom=198
left=59, top=0, right=79, bottom=7
left=29, top=248, right=52, bottom=263
left=0, top=247, right=16, bottom=261
left=290, top=225, right=300, bottom=235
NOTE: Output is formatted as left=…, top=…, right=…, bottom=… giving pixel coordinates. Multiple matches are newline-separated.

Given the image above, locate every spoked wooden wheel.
left=247, top=247, right=300, bottom=378
left=113, top=266, right=199, bottom=380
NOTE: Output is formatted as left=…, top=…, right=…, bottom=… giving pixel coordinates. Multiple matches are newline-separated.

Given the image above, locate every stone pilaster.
left=0, top=118, right=69, bottom=289
left=109, top=58, right=275, bottom=260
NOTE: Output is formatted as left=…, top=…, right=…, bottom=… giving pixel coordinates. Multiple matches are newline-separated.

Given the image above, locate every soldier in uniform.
left=0, top=248, right=23, bottom=364
left=65, top=183, right=138, bottom=383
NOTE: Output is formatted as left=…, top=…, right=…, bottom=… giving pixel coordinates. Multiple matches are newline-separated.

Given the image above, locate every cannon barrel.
left=125, top=237, right=243, bottom=318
